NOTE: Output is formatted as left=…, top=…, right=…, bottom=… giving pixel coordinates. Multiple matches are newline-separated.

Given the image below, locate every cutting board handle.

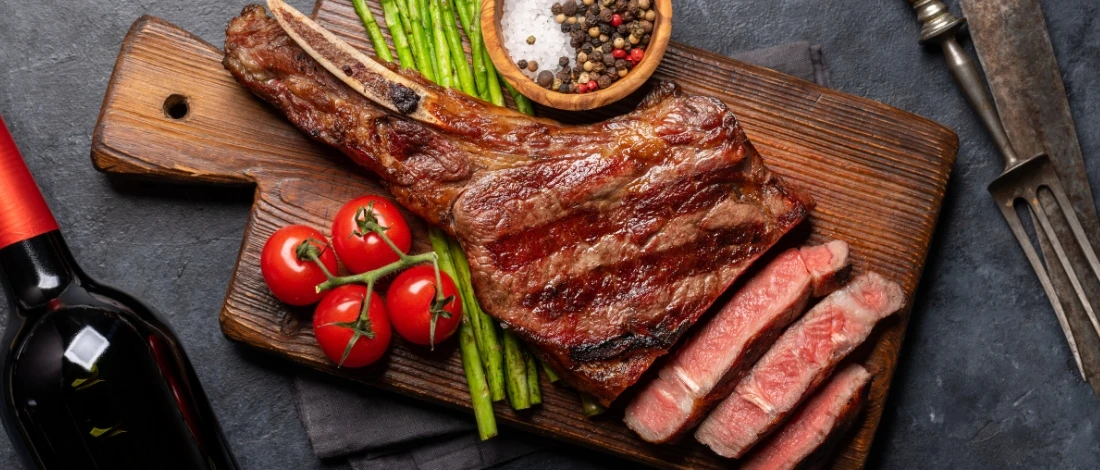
left=91, top=16, right=335, bottom=187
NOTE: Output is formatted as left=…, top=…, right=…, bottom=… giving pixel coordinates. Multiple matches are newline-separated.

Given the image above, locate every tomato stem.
left=315, top=205, right=454, bottom=351
left=297, top=237, right=337, bottom=280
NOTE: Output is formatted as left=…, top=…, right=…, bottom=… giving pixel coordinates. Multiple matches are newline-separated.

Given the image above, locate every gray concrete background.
left=1, top=0, right=1098, bottom=468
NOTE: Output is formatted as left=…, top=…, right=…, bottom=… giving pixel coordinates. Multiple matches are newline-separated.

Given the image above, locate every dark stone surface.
left=0, top=0, right=1097, bottom=468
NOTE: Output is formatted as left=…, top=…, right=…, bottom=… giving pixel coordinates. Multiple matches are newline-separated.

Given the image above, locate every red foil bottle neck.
left=0, top=116, right=59, bottom=250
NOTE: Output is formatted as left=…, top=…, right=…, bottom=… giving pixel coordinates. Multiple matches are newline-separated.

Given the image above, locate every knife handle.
left=907, top=0, right=1021, bottom=170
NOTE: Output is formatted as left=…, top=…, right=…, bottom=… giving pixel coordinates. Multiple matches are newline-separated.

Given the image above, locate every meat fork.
left=908, top=0, right=1100, bottom=390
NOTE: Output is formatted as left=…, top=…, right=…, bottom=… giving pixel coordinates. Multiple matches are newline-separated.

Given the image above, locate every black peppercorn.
left=517, top=59, right=528, bottom=69
left=590, top=50, right=603, bottom=61
left=585, top=10, right=598, bottom=26
left=552, top=2, right=563, bottom=14
left=557, top=70, right=571, bottom=82
left=537, top=70, right=554, bottom=88
left=640, top=19, right=653, bottom=33
left=606, top=66, right=618, bottom=77
left=599, top=23, right=613, bottom=35
left=582, top=42, right=594, bottom=52
left=597, top=75, right=612, bottom=89
left=562, top=0, right=577, bottom=15
left=559, top=56, right=571, bottom=67
left=601, top=42, right=613, bottom=54
left=603, top=53, right=615, bottom=66
left=615, top=58, right=628, bottom=69
left=572, top=65, right=584, bottom=74
left=559, top=83, right=571, bottom=93
left=560, top=22, right=571, bottom=32
left=599, top=8, right=613, bottom=23
left=641, top=33, right=651, bottom=45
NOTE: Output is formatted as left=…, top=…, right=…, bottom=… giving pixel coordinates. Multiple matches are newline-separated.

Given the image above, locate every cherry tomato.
left=332, top=195, right=411, bottom=274
left=386, top=266, right=463, bottom=347
left=313, top=285, right=392, bottom=367
left=261, top=225, right=338, bottom=306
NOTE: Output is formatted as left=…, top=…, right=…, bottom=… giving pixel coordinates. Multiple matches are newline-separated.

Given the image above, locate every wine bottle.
left=0, top=116, right=240, bottom=469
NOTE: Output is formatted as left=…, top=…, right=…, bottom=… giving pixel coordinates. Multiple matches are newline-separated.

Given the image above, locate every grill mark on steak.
left=223, top=5, right=814, bottom=405
left=523, top=227, right=766, bottom=315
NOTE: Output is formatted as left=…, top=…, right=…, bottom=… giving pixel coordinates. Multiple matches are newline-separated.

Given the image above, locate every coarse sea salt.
left=500, top=0, right=572, bottom=80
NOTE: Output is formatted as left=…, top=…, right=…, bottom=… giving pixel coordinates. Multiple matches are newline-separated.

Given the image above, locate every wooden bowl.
left=481, top=0, right=672, bottom=111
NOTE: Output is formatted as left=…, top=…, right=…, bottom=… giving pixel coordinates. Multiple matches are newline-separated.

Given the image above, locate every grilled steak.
left=624, top=240, right=850, bottom=443
left=695, top=272, right=903, bottom=458
left=223, top=5, right=814, bottom=404
left=740, top=364, right=871, bottom=470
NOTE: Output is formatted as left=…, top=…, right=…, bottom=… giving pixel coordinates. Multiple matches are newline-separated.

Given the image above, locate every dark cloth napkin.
left=293, top=41, right=831, bottom=470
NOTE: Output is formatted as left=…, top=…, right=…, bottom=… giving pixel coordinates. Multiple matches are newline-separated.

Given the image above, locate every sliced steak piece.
left=694, top=272, right=903, bottom=458
left=223, top=6, right=814, bottom=405
left=800, top=241, right=851, bottom=297
left=623, top=240, right=850, bottom=443
left=740, top=364, right=872, bottom=470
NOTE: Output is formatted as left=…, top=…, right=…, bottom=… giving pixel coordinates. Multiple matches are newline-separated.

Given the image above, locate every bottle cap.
left=0, top=116, right=59, bottom=250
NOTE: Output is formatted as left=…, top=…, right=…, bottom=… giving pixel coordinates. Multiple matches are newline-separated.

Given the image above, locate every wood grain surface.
left=90, top=2, right=958, bottom=468
left=480, top=0, right=672, bottom=110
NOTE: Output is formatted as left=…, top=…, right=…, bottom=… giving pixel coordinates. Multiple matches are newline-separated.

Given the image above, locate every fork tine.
left=996, top=198, right=1087, bottom=379
left=1029, top=196, right=1100, bottom=337
left=1046, top=180, right=1100, bottom=338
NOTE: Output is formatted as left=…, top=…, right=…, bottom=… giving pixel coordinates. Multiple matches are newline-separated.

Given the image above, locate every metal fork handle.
left=908, top=0, right=1022, bottom=170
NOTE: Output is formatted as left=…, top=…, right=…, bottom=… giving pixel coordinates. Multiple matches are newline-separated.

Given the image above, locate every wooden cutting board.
left=90, top=2, right=958, bottom=468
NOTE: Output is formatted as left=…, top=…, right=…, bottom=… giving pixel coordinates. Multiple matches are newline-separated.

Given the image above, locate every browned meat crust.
left=223, top=5, right=814, bottom=405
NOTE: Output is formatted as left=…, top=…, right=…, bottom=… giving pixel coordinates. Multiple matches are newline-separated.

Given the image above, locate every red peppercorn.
left=611, top=13, right=623, bottom=27
left=612, top=48, right=627, bottom=59
left=630, top=47, right=645, bottom=63
left=588, top=80, right=598, bottom=91
left=577, top=83, right=587, bottom=94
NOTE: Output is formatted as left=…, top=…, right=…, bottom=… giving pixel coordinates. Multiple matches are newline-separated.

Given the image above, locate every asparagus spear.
left=439, top=0, right=477, bottom=96
left=379, top=0, right=417, bottom=69
left=429, top=228, right=496, bottom=437
left=459, top=316, right=497, bottom=440
left=449, top=241, right=506, bottom=402
left=503, top=77, right=535, bottom=115
left=526, top=350, right=542, bottom=406
left=453, top=0, right=489, bottom=99
left=428, top=0, right=454, bottom=88
left=402, top=0, right=438, bottom=82
left=502, top=329, right=530, bottom=410
left=474, top=3, right=506, bottom=105
left=351, top=0, right=395, bottom=63
left=394, top=0, right=414, bottom=34
left=540, top=359, right=560, bottom=384
left=581, top=393, right=606, bottom=418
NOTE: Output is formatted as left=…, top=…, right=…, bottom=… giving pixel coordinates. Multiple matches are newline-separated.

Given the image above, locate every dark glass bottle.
left=0, top=116, right=239, bottom=469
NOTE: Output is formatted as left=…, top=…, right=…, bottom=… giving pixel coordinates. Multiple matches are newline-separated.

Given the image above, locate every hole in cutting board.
left=163, top=94, right=190, bottom=120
